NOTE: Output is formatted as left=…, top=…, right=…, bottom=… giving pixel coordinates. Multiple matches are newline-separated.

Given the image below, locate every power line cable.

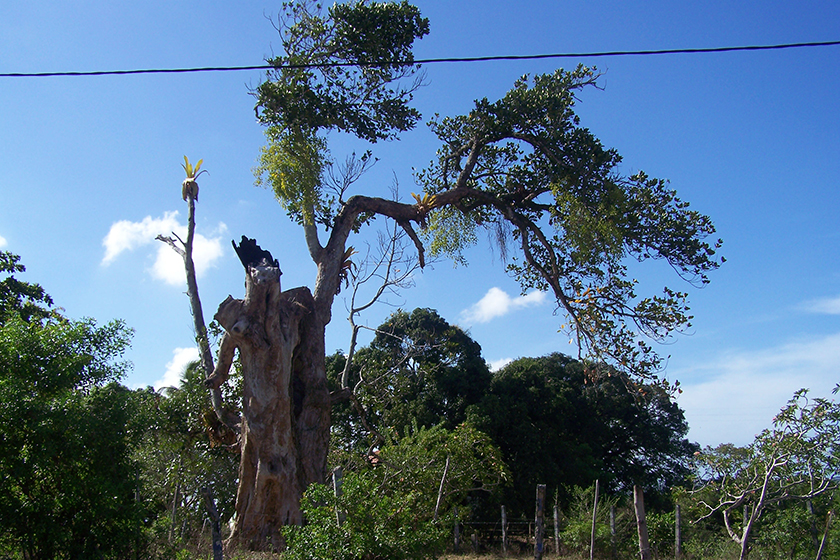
left=2, top=39, right=839, bottom=78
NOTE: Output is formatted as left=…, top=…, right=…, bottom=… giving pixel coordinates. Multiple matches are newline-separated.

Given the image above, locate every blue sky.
left=1, top=0, right=839, bottom=447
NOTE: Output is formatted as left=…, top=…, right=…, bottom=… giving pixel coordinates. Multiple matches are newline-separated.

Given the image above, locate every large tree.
left=469, top=353, right=697, bottom=515
left=0, top=253, right=139, bottom=559
left=329, top=307, right=491, bottom=453
left=194, top=0, right=721, bottom=549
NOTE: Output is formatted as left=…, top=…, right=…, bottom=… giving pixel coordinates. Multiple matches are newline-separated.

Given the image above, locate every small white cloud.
left=461, top=287, right=548, bottom=324
left=489, top=357, right=513, bottom=372
left=101, top=212, right=226, bottom=286
left=800, top=295, right=840, bottom=315
left=0, top=235, right=7, bottom=248
left=102, top=211, right=181, bottom=265
left=151, top=232, right=224, bottom=286
left=153, top=347, right=199, bottom=390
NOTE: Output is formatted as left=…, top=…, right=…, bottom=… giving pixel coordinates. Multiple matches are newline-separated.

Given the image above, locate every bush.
left=283, top=471, right=449, bottom=560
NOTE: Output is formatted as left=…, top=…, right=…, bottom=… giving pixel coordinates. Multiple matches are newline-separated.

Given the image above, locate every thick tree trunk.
left=207, top=264, right=330, bottom=551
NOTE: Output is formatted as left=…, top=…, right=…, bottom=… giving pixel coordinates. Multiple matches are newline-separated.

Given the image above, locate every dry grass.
left=441, top=554, right=589, bottom=560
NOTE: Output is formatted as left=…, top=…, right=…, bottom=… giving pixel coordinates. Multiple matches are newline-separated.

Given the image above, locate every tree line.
left=2, top=251, right=838, bottom=559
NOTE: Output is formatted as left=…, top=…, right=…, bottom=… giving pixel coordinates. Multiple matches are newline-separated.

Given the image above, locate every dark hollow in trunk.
left=206, top=263, right=330, bottom=550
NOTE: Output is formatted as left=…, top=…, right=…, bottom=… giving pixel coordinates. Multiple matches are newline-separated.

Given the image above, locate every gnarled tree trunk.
left=207, top=263, right=330, bottom=550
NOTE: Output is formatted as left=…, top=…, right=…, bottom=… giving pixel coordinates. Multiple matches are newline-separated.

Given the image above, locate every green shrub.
left=283, top=471, right=449, bottom=560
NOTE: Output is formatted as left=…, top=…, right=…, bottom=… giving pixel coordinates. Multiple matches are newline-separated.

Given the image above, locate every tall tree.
left=469, top=353, right=697, bottom=515
left=331, top=307, right=491, bottom=452
left=201, top=0, right=721, bottom=548
left=0, top=253, right=139, bottom=560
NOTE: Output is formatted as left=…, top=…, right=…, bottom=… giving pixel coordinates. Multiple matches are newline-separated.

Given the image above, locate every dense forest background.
left=2, top=251, right=837, bottom=560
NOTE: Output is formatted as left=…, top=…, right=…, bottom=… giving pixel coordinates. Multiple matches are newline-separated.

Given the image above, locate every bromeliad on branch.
left=182, top=156, right=208, bottom=202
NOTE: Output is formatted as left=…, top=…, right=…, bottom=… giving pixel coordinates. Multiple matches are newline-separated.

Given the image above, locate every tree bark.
left=207, top=264, right=330, bottom=551
left=815, top=510, right=834, bottom=560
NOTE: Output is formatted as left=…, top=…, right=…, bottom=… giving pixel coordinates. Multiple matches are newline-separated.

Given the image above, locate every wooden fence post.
left=610, top=505, right=617, bottom=560
left=675, top=504, right=681, bottom=559
left=554, top=503, right=561, bottom=556
left=633, top=485, right=651, bottom=560
left=590, top=479, right=600, bottom=560
left=332, top=466, right=345, bottom=526
left=501, top=505, right=508, bottom=556
left=535, top=484, right=546, bottom=560
left=201, top=487, right=224, bottom=560
left=454, top=506, right=460, bottom=553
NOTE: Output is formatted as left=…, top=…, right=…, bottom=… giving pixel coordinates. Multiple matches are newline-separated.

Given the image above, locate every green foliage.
left=255, top=0, right=428, bottom=226
left=255, top=125, right=329, bottom=225
left=425, top=206, right=480, bottom=267
left=283, top=471, right=448, bottom=560
left=288, top=422, right=506, bottom=560
left=378, top=423, right=509, bottom=517
left=331, top=308, right=492, bottom=453
left=132, top=361, right=240, bottom=544
left=257, top=0, right=428, bottom=141
left=468, top=353, right=696, bottom=516
left=0, top=251, right=55, bottom=324
left=416, top=65, right=722, bottom=383
left=556, top=486, right=624, bottom=555
left=0, top=254, right=142, bottom=559
left=181, top=155, right=207, bottom=180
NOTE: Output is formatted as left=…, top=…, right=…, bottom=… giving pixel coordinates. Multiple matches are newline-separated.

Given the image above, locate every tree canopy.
left=253, top=0, right=722, bottom=385
left=469, top=352, right=697, bottom=515
left=0, top=253, right=139, bottom=559
left=330, top=307, right=491, bottom=452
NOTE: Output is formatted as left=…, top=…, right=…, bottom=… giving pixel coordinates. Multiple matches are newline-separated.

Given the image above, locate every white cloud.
left=488, top=357, right=514, bottom=372
left=150, top=231, right=225, bottom=286
left=675, top=332, right=840, bottom=447
left=0, top=235, right=6, bottom=248
left=153, top=347, right=199, bottom=390
left=101, top=212, right=226, bottom=286
left=800, top=295, right=840, bottom=315
left=102, top=212, right=181, bottom=265
left=461, top=287, right=548, bottom=324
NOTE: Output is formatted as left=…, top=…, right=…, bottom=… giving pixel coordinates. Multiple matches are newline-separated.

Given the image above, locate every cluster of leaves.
left=257, top=0, right=428, bottom=141
left=0, top=251, right=56, bottom=323
left=417, top=66, right=723, bottom=384
left=333, top=308, right=491, bottom=445
left=255, top=0, right=428, bottom=226
left=284, top=471, right=447, bottom=560
left=255, top=125, right=329, bottom=225
left=0, top=252, right=142, bottom=559
left=287, top=423, right=506, bottom=560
